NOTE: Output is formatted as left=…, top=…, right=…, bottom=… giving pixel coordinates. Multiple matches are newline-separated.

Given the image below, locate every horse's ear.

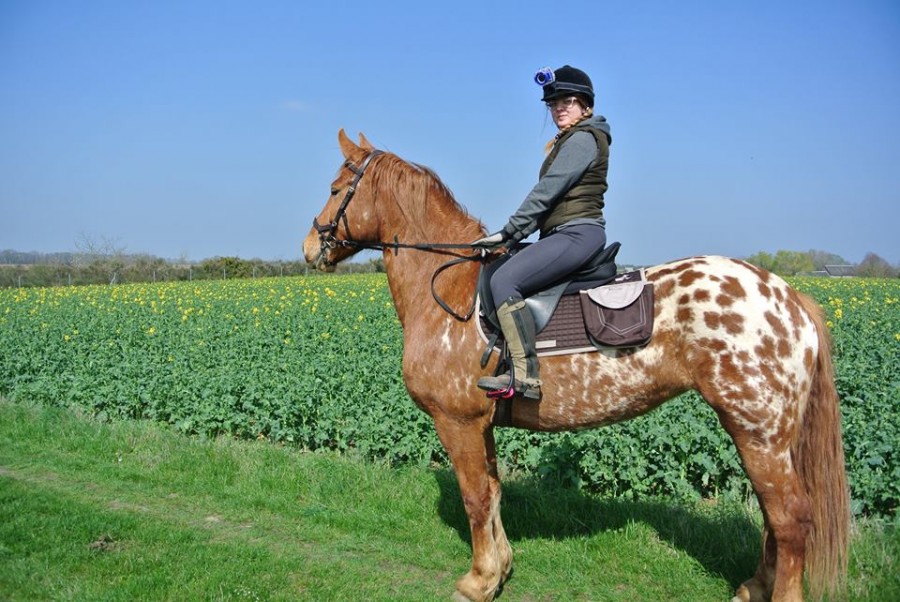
left=358, top=132, right=375, bottom=151
left=338, top=128, right=360, bottom=159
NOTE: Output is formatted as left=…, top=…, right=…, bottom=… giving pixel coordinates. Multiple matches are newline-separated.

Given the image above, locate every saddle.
left=476, top=241, right=654, bottom=358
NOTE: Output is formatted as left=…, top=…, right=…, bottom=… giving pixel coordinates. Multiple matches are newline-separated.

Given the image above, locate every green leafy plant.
left=1, top=274, right=897, bottom=516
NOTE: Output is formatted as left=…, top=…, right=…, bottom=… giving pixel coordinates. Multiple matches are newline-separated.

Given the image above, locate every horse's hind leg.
left=434, top=413, right=512, bottom=602
left=721, top=417, right=812, bottom=602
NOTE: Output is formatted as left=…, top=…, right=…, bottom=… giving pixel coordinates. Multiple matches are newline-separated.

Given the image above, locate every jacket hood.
left=582, top=114, right=612, bottom=145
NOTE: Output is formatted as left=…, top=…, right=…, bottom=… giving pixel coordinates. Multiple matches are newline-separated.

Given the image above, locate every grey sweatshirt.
left=502, top=114, right=611, bottom=242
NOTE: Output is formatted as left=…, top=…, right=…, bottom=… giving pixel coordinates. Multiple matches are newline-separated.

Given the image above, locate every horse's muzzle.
left=302, top=230, right=338, bottom=272
left=313, top=252, right=337, bottom=272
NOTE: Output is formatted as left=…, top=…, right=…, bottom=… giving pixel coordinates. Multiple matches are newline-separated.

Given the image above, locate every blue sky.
left=2, top=0, right=898, bottom=266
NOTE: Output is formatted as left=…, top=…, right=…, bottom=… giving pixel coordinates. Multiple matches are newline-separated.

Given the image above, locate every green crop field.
left=0, top=274, right=897, bottom=516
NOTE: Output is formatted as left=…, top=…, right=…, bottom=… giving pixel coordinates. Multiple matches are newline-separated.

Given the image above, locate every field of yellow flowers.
left=1, top=274, right=897, bottom=515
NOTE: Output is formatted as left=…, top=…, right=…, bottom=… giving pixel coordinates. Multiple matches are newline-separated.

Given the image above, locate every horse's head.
left=303, top=129, right=382, bottom=271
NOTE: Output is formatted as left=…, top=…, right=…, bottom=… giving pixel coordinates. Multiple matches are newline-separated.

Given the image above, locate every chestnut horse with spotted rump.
left=303, top=130, right=850, bottom=602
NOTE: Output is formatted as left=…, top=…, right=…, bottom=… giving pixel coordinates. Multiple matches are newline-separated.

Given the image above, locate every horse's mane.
left=370, top=153, right=484, bottom=238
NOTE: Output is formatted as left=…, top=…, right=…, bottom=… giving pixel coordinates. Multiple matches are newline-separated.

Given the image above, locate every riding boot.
left=477, top=297, right=542, bottom=400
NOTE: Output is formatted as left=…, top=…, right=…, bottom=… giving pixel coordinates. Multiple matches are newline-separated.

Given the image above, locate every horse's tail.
left=793, top=292, right=850, bottom=600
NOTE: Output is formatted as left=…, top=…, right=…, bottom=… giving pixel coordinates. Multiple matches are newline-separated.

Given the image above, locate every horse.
left=303, top=130, right=850, bottom=602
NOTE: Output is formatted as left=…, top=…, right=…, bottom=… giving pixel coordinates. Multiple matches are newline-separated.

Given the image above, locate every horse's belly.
left=509, top=345, right=689, bottom=431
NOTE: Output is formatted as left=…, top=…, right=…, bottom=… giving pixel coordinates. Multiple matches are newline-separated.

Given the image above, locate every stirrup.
left=477, top=375, right=541, bottom=401
left=487, top=386, right=516, bottom=400
left=477, top=373, right=514, bottom=396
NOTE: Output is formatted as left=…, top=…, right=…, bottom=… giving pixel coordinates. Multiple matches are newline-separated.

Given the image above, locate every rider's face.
left=547, top=95, right=588, bottom=128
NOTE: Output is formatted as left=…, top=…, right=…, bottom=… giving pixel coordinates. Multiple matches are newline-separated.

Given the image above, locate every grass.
left=1, top=398, right=897, bottom=601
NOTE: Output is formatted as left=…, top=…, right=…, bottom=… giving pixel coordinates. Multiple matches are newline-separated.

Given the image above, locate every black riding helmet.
left=537, top=65, right=594, bottom=108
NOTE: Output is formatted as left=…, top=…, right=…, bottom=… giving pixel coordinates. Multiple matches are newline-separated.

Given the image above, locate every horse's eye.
left=330, top=188, right=339, bottom=196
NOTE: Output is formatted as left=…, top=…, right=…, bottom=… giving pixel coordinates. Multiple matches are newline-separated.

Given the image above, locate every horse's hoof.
left=732, top=580, right=767, bottom=602
left=452, top=583, right=496, bottom=602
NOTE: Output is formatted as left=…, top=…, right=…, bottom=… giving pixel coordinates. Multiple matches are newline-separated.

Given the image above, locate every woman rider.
left=471, top=65, right=611, bottom=400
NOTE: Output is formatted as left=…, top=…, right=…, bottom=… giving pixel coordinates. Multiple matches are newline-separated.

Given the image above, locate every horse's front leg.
left=434, top=412, right=511, bottom=602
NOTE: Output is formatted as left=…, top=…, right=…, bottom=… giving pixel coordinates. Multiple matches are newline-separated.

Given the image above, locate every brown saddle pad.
left=477, top=270, right=654, bottom=357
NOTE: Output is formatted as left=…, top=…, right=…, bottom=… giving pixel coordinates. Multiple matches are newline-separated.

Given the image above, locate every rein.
left=312, top=150, right=487, bottom=322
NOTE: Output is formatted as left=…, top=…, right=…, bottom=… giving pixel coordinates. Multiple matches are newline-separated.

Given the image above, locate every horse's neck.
left=379, top=194, right=483, bottom=329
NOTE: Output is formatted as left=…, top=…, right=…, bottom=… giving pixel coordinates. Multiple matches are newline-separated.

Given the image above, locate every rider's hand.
left=470, top=231, right=509, bottom=249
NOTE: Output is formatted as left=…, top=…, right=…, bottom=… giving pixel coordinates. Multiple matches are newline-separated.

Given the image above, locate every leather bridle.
left=309, top=149, right=487, bottom=321
left=311, top=150, right=384, bottom=270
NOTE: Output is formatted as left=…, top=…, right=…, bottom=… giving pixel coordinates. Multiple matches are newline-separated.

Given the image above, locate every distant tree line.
left=0, top=248, right=385, bottom=289
left=744, top=249, right=898, bottom=278
left=2, top=243, right=895, bottom=288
